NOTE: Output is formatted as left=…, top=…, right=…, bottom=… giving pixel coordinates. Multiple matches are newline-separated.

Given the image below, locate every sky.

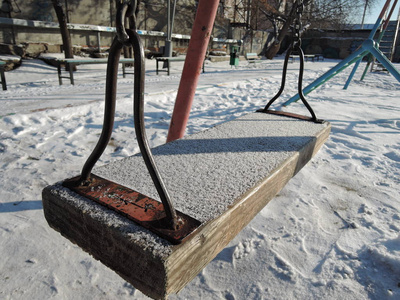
left=363, top=0, right=400, bottom=24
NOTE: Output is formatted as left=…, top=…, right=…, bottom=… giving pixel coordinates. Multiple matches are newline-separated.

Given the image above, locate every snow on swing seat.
left=42, top=111, right=330, bottom=299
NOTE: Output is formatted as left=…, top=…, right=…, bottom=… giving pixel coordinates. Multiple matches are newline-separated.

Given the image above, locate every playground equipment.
left=362, top=8, right=400, bottom=76
left=42, top=1, right=329, bottom=298
left=283, top=0, right=400, bottom=106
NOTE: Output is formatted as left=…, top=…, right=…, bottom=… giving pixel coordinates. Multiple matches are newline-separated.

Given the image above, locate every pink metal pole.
left=166, top=0, right=220, bottom=142
left=379, top=0, right=392, bottom=20
left=383, top=0, right=398, bottom=30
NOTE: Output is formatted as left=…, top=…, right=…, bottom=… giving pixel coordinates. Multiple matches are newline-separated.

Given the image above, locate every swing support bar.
left=360, top=0, right=399, bottom=80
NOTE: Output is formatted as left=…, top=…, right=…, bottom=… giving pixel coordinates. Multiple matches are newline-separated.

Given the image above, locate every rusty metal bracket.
left=63, top=175, right=201, bottom=244
left=257, top=109, right=324, bottom=123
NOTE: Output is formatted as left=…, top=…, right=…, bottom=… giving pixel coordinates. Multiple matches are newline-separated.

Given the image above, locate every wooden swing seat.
left=42, top=111, right=330, bottom=299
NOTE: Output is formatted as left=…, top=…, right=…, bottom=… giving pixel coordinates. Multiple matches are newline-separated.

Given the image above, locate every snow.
left=0, top=56, right=399, bottom=299
left=95, top=112, right=328, bottom=224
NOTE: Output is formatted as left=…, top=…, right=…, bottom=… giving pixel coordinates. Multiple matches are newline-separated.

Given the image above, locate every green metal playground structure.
left=284, top=0, right=400, bottom=106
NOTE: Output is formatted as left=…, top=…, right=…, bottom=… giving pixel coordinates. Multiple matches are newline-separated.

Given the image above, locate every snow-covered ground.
left=0, top=55, right=399, bottom=300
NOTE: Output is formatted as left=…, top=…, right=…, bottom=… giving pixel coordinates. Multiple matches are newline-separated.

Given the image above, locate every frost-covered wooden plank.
left=42, top=112, right=330, bottom=299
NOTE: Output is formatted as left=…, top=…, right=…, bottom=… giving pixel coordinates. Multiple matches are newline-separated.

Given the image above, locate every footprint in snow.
left=244, top=283, right=263, bottom=300
left=233, top=240, right=252, bottom=260
left=224, top=290, right=235, bottom=300
left=384, top=151, right=400, bottom=162
left=12, top=126, right=25, bottom=135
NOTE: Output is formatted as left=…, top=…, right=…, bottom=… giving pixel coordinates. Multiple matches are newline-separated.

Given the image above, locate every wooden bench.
left=0, top=61, right=6, bottom=90
left=57, top=58, right=135, bottom=85
left=289, top=54, right=319, bottom=63
left=246, top=52, right=261, bottom=64
left=314, top=54, right=324, bottom=61
left=42, top=111, right=330, bottom=299
left=155, top=56, right=205, bottom=75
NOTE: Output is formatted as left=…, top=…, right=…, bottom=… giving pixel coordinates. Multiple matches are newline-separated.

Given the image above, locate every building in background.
left=0, top=0, right=399, bottom=63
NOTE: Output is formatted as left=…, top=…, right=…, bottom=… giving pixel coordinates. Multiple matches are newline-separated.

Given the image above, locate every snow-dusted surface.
left=0, top=56, right=399, bottom=299
left=96, top=112, right=328, bottom=223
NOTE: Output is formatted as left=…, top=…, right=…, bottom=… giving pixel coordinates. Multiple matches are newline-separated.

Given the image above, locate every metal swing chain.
left=116, top=0, right=139, bottom=44
left=258, top=0, right=320, bottom=123
left=78, top=0, right=180, bottom=230
left=293, top=2, right=303, bottom=47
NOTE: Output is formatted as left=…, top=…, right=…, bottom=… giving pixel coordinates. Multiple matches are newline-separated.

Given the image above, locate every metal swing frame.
left=63, top=0, right=200, bottom=244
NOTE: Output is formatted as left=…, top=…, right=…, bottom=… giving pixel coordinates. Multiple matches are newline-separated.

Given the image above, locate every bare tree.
left=361, top=0, right=380, bottom=27
left=307, top=0, right=380, bottom=29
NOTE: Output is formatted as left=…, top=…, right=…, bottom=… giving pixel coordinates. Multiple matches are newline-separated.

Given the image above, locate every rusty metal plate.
left=63, top=174, right=201, bottom=244
left=257, top=109, right=324, bottom=123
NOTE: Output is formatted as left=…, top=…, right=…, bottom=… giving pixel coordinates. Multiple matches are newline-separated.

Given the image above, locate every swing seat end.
left=60, top=174, right=202, bottom=245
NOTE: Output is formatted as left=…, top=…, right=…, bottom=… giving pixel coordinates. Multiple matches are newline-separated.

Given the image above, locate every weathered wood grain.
left=165, top=124, right=330, bottom=294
